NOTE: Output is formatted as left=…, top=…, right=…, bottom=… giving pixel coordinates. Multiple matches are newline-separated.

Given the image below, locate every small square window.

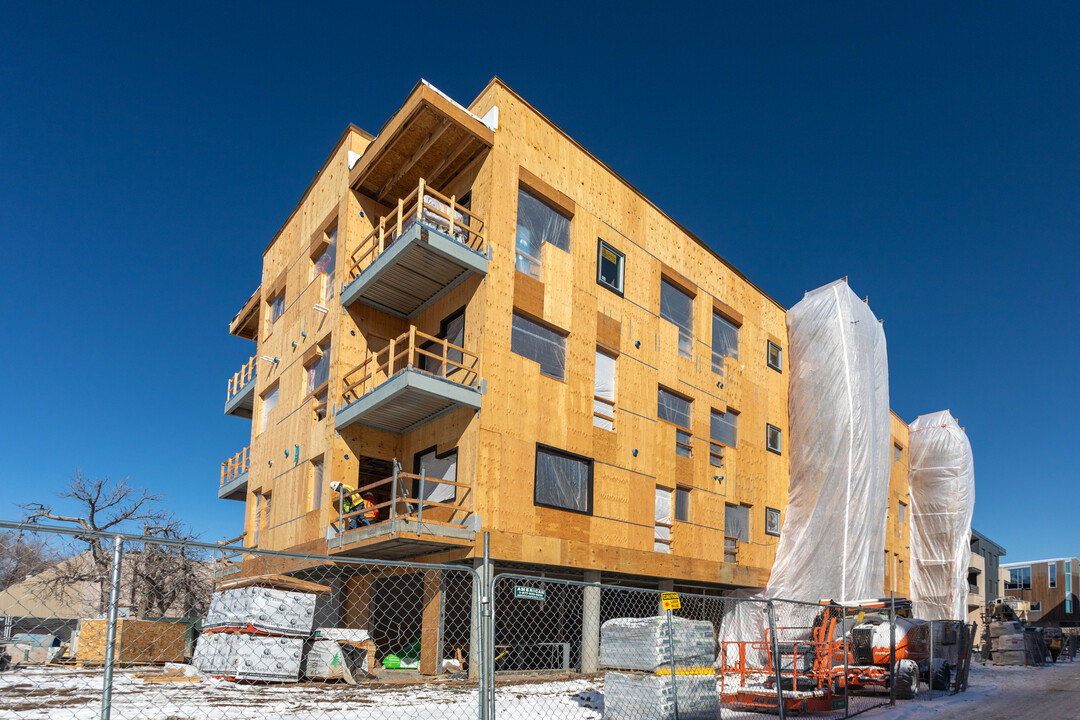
left=767, top=341, right=782, bottom=372
left=766, top=424, right=782, bottom=455
left=894, top=444, right=903, bottom=462
left=511, top=313, right=567, bottom=381
left=1030, top=601, right=1042, bottom=613
left=725, top=503, right=750, bottom=543
left=675, top=429, right=693, bottom=458
left=597, top=239, right=624, bottom=295
left=765, top=507, right=781, bottom=537
left=675, top=487, right=691, bottom=522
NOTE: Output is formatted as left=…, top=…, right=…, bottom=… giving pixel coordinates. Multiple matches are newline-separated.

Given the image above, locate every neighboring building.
left=883, top=412, right=912, bottom=599
left=967, top=529, right=1007, bottom=625
left=1002, top=558, right=1080, bottom=627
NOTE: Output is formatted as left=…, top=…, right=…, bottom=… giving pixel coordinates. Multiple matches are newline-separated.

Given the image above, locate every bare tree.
left=22, top=470, right=168, bottom=614
left=129, top=519, right=212, bottom=618
left=0, top=532, right=57, bottom=591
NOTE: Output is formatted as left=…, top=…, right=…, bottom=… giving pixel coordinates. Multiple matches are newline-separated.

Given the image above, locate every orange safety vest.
left=361, top=497, right=377, bottom=520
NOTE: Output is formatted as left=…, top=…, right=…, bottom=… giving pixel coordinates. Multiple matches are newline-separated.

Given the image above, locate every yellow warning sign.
left=661, top=592, right=681, bottom=610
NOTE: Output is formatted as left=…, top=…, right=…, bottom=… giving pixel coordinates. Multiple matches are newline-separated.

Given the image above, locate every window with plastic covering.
left=658, top=387, right=692, bottom=457
left=675, top=487, right=691, bottom=522
left=515, top=188, right=570, bottom=279
left=593, top=349, right=616, bottom=430
left=898, top=501, right=907, bottom=539
left=511, top=313, right=566, bottom=381
left=534, top=445, right=592, bottom=514
left=725, top=503, right=750, bottom=543
left=311, top=225, right=337, bottom=302
left=660, top=278, right=693, bottom=358
left=654, top=486, right=672, bottom=553
left=712, top=311, right=739, bottom=370
left=710, top=409, right=737, bottom=466
left=259, top=383, right=279, bottom=434
left=414, top=446, right=457, bottom=506
left=310, top=457, right=323, bottom=512
left=305, top=341, right=331, bottom=396
left=420, top=308, right=465, bottom=379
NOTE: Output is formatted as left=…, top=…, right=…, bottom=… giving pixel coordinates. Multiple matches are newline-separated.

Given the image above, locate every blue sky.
left=0, top=2, right=1075, bottom=563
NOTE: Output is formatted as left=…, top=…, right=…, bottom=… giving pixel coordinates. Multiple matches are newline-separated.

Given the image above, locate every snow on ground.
left=1, top=661, right=1074, bottom=720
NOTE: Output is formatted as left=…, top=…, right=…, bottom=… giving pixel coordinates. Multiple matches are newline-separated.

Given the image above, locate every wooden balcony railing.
left=329, top=463, right=474, bottom=543
left=340, top=326, right=480, bottom=405
left=226, top=356, right=256, bottom=403
left=213, top=532, right=248, bottom=575
left=220, top=446, right=250, bottom=486
left=346, top=179, right=486, bottom=283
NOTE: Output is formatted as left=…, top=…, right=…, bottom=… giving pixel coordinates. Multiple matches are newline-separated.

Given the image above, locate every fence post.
left=100, top=535, right=124, bottom=720
left=889, top=594, right=896, bottom=706
left=483, top=533, right=495, bottom=720
left=765, top=601, right=786, bottom=720
left=843, top=607, right=850, bottom=717
left=928, top=620, right=934, bottom=700
left=665, top=606, right=680, bottom=720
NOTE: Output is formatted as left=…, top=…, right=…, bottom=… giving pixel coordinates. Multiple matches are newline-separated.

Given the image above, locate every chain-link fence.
left=1, top=520, right=977, bottom=720
left=0, top=521, right=480, bottom=720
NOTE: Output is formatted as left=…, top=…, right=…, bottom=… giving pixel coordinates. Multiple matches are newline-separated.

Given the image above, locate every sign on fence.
left=513, top=585, right=546, bottom=602
left=660, top=591, right=681, bottom=610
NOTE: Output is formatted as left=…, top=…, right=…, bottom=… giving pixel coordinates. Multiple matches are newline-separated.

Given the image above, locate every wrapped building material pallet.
left=909, top=410, right=976, bottom=621
left=604, top=672, right=718, bottom=720
left=600, top=616, right=714, bottom=672
left=766, top=279, right=891, bottom=603
left=192, top=633, right=303, bottom=682
left=204, top=587, right=316, bottom=636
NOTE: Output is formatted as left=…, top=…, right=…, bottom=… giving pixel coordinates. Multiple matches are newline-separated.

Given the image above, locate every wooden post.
left=419, top=570, right=442, bottom=676
left=397, top=198, right=404, bottom=237
left=343, top=575, right=372, bottom=631
left=388, top=337, right=396, bottom=377
left=442, top=341, right=448, bottom=378
left=408, top=326, right=416, bottom=367
left=418, top=178, right=425, bottom=221
left=449, top=194, right=456, bottom=236
left=378, top=216, right=385, bottom=256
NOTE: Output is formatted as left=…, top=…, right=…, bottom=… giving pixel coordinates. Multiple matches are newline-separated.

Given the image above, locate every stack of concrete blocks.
left=990, top=621, right=1027, bottom=666
left=600, top=616, right=718, bottom=720
left=193, top=586, right=315, bottom=682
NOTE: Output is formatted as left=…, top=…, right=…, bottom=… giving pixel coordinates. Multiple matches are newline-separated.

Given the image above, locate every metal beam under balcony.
left=219, top=447, right=249, bottom=501
left=335, top=369, right=481, bottom=434
left=342, top=180, right=487, bottom=319
left=336, top=327, right=482, bottom=434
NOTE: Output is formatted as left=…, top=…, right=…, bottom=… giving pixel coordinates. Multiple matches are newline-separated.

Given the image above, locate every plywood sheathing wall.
left=463, top=82, right=790, bottom=587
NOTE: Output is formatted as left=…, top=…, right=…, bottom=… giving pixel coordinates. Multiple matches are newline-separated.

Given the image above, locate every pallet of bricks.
left=600, top=616, right=717, bottom=720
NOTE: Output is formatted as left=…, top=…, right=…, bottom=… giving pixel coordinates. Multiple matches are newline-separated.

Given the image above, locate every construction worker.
left=330, top=482, right=378, bottom=529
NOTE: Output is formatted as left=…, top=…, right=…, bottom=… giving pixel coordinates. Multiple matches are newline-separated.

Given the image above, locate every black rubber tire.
left=932, top=659, right=951, bottom=691
left=894, top=660, right=919, bottom=700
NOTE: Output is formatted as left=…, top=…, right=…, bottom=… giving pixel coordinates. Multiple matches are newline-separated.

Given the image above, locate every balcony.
left=342, top=180, right=488, bottom=319
left=223, top=357, right=257, bottom=418
left=328, top=466, right=475, bottom=560
left=219, top=447, right=250, bottom=501
left=213, top=532, right=247, bottom=580
left=336, top=327, right=481, bottom=434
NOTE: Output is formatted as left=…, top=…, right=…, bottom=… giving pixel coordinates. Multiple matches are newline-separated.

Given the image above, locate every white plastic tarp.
left=594, top=350, right=616, bottom=430
left=766, top=278, right=891, bottom=603
left=654, top=487, right=671, bottom=553
left=908, top=410, right=975, bottom=620
left=416, top=448, right=457, bottom=505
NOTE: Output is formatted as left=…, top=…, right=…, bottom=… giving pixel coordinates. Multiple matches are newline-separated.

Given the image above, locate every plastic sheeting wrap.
left=604, top=672, right=718, bottom=720
left=908, top=410, right=975, bottom=621
left=600, top=616, right=714, bottom=671
left=766, top=279, right=891, bottom=603
left=192, top=633, right=303, bottom=682
left=203, top=587, right=317, bottom=637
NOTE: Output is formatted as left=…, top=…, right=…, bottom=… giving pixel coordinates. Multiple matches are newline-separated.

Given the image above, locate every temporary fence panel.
left=489, top=573, right=784, bottom=720
left=0, top=521, right=480, bottom=720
